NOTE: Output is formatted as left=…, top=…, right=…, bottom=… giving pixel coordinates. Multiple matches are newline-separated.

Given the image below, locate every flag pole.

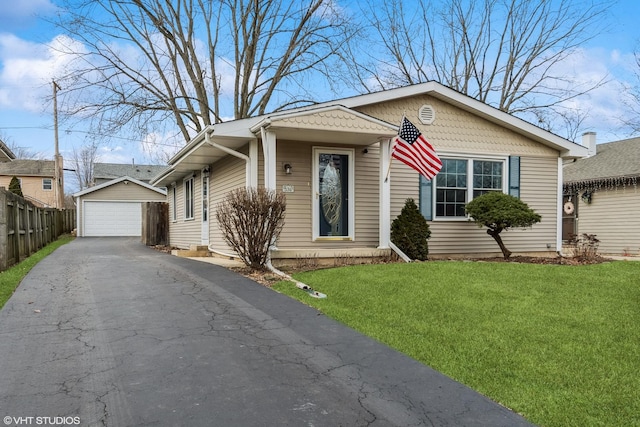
left=384, top=140, right=393, bottom=183
left=384, top=115, right=405, bottom=182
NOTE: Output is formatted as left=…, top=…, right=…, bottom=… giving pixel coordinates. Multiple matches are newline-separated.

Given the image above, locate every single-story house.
left=151, top=81, right=587, bottom=264
left=74, top=176, right=166, bottom=237
left=93, top=163, right=168, bottom=186
left=563, top=134, right=640, bottom=255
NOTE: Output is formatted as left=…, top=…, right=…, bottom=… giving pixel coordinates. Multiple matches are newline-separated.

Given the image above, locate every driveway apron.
left=0, top=238, right=534, bottom=426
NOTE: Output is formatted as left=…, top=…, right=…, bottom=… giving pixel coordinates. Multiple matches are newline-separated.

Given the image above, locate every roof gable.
left=74, top=176, right=166, bottom=198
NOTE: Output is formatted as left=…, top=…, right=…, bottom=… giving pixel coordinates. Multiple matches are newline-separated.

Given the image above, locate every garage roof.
left=74, top=176, right=167, bottom=198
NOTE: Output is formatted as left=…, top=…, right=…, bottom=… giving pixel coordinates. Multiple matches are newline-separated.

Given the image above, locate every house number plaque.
left=282, top=184, right=295, bottom=193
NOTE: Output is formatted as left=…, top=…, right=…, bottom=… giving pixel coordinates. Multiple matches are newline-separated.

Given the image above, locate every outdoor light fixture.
left=283, top=163, right=292, bottom=174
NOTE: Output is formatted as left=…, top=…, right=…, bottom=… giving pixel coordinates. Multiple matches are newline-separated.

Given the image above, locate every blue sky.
left=1, top=0, right=639, bottom=168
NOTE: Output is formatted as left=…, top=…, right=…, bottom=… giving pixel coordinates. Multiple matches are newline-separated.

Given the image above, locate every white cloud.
left=0, top=34, right=86, bottom=113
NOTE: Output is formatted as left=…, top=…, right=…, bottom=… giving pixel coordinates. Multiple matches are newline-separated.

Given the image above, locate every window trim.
left=429, top=155, right=509, bottom=221
left=171, top=183, right=177, bottom=222
left=42, top=178, right=53, bottom=191
left=184, top=176, right=195, bottom=220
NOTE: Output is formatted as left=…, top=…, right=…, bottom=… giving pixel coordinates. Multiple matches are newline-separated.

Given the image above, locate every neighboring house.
left=93, top=163, right=168, bottom=186
left=0, top=139, right=16, bottom=162
left=563, top=134, right=640, bottom=255
left=0, top=159, right=61, bottom=208
left=74, top=176, right=166, bottom=237
left=151, top=81, right=587, bottom=264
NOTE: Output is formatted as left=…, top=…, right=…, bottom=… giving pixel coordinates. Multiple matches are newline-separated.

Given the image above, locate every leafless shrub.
left=215, top=187, right=286, bottom=270
left=295, top=254, right=319, bottom=271
left=567, top=233, right=600, bottom=262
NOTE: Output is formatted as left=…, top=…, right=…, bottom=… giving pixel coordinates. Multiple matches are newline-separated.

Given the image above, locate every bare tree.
left=0, top=131, right=48, bottom=159
left=69, top=142, right=100, bottom=191
left=348, top=0, right=610, bottom=136
left=623, top=52, right=640, bottom=134
left=52, top=0, right=356, bottom=147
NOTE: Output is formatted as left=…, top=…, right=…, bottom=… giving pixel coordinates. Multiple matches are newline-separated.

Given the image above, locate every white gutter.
left=204, top=131, right=249, bottom=162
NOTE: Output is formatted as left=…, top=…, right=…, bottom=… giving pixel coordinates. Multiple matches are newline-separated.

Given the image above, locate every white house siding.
left=576, top=186, right=640, bottom=255
left=77, top=181, right=165, bottom=236
left=357, top=94, right=560, bottom=256
left=168, top=172, right=202, bottom=249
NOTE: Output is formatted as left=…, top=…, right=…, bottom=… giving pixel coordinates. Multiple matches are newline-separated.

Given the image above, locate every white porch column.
left=249, top=139, right=259, bottom=188
left=261, top=128, right=277, bottom=191
left=556, top=156, right=563, bottom=252
left=379, top=139, right=392, bottom=248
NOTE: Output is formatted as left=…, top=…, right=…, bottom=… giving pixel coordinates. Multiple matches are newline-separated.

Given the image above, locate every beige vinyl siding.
left=168, top=173, right=202, bottom=249
left=273, top=141, right=382, bottom=249
left=356, top=95, right=558, bottom=158
left=354, top=145, right=381, bottom=245
left=424, top=156, right=558, bottom=255
left=355, top=94, right=560, bottom=256
left=576, top=186, right=640, bottom=255
left=0, top=176, right=57, bottom=207
left=209, top=155, right=247, bottom=253
left=275, top=141, right=312, bottom=248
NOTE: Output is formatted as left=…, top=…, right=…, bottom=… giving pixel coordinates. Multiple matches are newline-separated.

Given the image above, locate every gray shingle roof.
left=563, top=137, right=640, bottom=183
left=93, top=163, right=168, bottom=182
left=0, top=159, right=55, bottom=176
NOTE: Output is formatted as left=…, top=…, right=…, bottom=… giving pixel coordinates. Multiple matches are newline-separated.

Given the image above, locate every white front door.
left=201, top=173, right=209, bottom=245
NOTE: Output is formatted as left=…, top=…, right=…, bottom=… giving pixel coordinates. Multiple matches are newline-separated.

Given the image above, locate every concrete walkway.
left=0, top=238, right=534, bottom=426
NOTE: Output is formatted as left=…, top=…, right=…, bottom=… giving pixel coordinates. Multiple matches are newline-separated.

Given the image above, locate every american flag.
left=391, top=117, right=442, bottom=180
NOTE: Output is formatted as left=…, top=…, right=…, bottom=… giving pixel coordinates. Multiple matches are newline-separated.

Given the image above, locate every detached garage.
left=74, top=176, right=167, bottom=237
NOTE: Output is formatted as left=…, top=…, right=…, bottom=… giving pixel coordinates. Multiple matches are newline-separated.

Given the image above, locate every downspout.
left=557, top=156, right=568, bottom=257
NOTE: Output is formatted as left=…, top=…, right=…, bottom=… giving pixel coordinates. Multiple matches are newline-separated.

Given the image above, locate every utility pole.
left=53, top=80, right=64, bottom=209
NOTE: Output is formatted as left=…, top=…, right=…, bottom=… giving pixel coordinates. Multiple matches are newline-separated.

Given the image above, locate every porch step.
left=172, top=248, right=211, bottom=258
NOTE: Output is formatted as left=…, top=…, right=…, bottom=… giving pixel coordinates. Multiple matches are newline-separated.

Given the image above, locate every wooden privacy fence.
left=0, top=188, right=75, bottom=272
left=141, top=202, right=168, bottom=247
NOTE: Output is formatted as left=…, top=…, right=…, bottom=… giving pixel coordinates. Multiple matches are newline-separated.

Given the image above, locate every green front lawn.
left=273, top=261, right=640, bottom=427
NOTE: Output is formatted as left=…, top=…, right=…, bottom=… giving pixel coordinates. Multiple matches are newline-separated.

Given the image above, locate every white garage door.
left=83, top=201, right=142, bottom=237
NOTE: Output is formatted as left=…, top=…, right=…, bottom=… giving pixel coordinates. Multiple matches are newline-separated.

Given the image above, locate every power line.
left=0, top=126, right=183, bottom=147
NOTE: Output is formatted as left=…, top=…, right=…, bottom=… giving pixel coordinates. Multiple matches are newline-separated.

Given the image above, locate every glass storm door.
left=314, top=148, right=353, bottom=240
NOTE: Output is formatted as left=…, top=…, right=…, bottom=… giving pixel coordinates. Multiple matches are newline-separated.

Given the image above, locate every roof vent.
left=418, top=105, right=435, bottom=125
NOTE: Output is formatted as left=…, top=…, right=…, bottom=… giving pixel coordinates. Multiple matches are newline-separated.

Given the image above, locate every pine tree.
left=391, top=198, right=431, bottom=261
left=8, top=176, right=23, bottom=197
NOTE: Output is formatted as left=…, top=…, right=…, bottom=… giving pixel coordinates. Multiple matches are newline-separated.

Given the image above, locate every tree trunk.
left=487, top=228, right=512, bottom=259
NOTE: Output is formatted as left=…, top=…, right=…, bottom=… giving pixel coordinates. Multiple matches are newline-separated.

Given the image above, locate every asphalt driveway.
left=0, top=238, right=534, bottom=426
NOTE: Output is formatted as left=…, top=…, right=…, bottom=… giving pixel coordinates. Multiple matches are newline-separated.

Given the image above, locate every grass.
left=0, top=235, right=75, bottom=309
left=273, top=261, right=640, bottom=427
